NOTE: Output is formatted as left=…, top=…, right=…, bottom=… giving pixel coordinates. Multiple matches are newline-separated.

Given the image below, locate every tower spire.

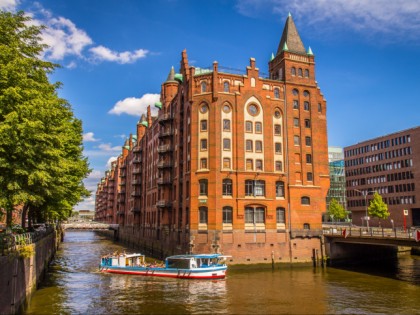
left=276, top=14, right=306, bottom=56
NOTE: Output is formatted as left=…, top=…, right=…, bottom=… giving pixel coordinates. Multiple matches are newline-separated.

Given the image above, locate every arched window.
left=276, top=207, right=285, bottom=223
left=304, top=69, right=309, bottom=78
left=199, top=207, right=208, bottom=224
left=292, top=89, right=299, bottom=96
left=303, top=223, right=310, bottom=229
left=298, top=68, right=303, bottom=77
left=301, top=196, right=310, bottom=205
left=223, top=81, right=229, bottom=92
left=201, top=81, right=207, bottom=93
left=255, top=122, right=262, bottom=133
left=223, top=206, right=233, bottom=223
left=276, top=181, right=285, bottom=197
left=199, top=179, right=208, bottom=196
left=245, top=180, right=265, bottom=196
left=222, top=179, right=232, bottom=196
left=291, top=67, right=296, bottom=76
left=304, top=101, right=310, bottom=111
left=274, top=87, right=280, bottom=99
left=245, top=206, right=265, bottom=224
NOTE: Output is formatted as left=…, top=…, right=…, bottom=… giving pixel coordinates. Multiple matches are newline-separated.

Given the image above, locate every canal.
left=26, top=231, right=420, bottom=314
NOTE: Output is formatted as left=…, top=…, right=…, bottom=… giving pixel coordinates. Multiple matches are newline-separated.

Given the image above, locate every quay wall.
left=0, top=229, right=61, bottom=314
left=98, top=226, right=323, bottom=266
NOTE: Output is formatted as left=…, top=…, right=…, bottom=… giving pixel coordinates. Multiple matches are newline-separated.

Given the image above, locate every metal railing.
left=323, top=226, right=419, bottom=240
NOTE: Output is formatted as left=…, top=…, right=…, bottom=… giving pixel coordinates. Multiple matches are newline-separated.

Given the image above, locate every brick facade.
left=95, top=15, right=330, bottom=264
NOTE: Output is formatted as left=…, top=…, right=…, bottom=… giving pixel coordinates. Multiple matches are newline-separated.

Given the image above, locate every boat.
left=99, top=253, right=230, bottom=279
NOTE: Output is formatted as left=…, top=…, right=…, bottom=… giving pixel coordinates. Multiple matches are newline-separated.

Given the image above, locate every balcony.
left=157, top=160, right=173, bottom=169
left=132, top=179, right=142, bottom=186
left=156, top=200, right=172, bottom=208
left=117, top=210, right=125, bottom=216
left=133, top=167, right=141, bottom=174
left=159, top=113, right=173, bottom=124
left=157, top=144, right=172, bottom=153
left=159, top=129, right=173, bottom=138
left=118, top=196, right=125, bottom=203
left=157, top=177, right=172, bottom=185
left=131, top=207, right=141, bottom=213
left=131, top=191, right=141, bottom=197
left=133, top=158, right=142, bottom=164
left=133, top=146, right=142, bottom=153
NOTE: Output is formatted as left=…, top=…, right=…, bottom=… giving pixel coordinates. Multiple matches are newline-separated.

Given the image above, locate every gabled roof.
left=276, top=14, right=306, bottom=56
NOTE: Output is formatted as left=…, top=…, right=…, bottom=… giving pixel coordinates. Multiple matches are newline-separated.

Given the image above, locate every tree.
left=328, top=198, right=346, bottom=222
left=368, top=192, right=389, bottom=223
left=0, top=11, right=90, bottom=228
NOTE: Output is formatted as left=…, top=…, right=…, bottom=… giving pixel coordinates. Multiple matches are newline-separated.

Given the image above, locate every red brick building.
left=95, top=15, right=330, bottom=264
left=345, top=126, right=420, bottom=228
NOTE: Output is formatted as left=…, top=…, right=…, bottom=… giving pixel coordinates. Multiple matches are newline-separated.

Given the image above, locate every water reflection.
left=26, top=231, right=420, bottom=315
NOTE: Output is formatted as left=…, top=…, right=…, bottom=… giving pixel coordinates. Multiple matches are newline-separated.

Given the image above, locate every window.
left=303, top=223, right=310, bottom=229
left=275, top=161, right=283, bottom=171
left=304, top=101, right=310, bottom=111
left=303, top=90, right=309, bottom=97
left=291, top=67, right=296, bottom=76
left=276, top=181, right=285, bottom=197
left=201, top=81, right=207, bottom=93
left=274, top=110, right=281, bottom=118
left=245, top=121, right=253, bottom=132
left=292, top=89, right=299, bottom=96
left=294, top=136, right=300, bottom=145
left=306, top=154, right=312, bottom=163
left=276, top=207, right=285, bottom=224
left=223, top=104, right=231, bottom=113
left=255, top=122, right=262, bottom=133
left=293, top=118, right=299, bottom=127
left=245, top=180, right=265, bottom=196
left=199, top=179, right=208, bottom=196
left=200, top=120, right=207, bottom=131
left=223, top=119, right=230, bottom=131
left=307, top=172, right=313, bottom=181
left=304, top=69, right=309, bottom=78
left=274, top=124, right=281, bottom=135
left=274, top=88, right=280, bottom=99
left=222, top=179, right=232, bottom=196
left=305, top=136, right=311, bottom=146
left=275, top=142, right=282, bottom=154
left=304, top=119, right=311, bottom=128
left=255, top=140, right=262, bottom=152
left=200, top=158, right=207, bottom=169
left=245, top=207, right=265, bottom=224
left=256, top=159, right=263, bottom=171
left=247, top=104, right=259, bottom=116
left=200, top=139, right=207, bottom=150
left=246, top=140, right=253, bottom=152
left=301, top=196, right=310, bottom=205
left=293, top=100, right=299, bottom=109
left=199, top=207, right=208, bottom=224
left=318, top=103, right=322, bottom=113
left=223, top=138, right=231, bottom=150
left=298, top=68, right=303, bottom=77
left=200, top=105, right=208, bottom=113
left=223, top=158, right=231, bottom=169
left=246, top=159, right=253, bottom=170
left=223, top=81, right=229, bottom=92
left=223, top=206, right=233, bottom=223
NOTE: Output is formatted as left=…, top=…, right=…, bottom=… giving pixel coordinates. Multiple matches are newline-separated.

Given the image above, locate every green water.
left=25, top=231, right=420, bottom=314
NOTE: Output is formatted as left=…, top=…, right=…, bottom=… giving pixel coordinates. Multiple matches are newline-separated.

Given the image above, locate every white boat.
left=100, top=253, right=230, bottom=279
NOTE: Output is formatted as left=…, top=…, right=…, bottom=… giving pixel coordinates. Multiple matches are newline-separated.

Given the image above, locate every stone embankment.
left=0, top=226, right=62, bottom=314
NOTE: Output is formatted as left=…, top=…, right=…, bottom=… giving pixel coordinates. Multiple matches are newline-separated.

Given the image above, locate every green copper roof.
left=270, top=52, right=275, bottom=61
left=174, top=73, right=183, bottom=83
left=283, top=42, right=289, bottom=51
left=307, top=46, right=314, bottom=56
left=123, top=145, right=130, bottom=150
left=141, top=121, right=149, bottom=127
left=195, top=67, right=212, bottom=75
left=132, top=135, right=137, bottom=140
left=155, top=101, right=162, bottom=109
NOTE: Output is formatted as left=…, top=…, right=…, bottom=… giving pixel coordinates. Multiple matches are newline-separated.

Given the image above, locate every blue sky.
left=2, top=0, right=420, bottom=210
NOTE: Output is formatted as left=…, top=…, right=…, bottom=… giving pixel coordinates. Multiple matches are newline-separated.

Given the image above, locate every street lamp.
left=354, top=189, right=371, bottom=229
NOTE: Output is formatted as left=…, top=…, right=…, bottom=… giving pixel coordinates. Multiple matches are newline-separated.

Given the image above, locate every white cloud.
left=74, top=195, right=96, bottom=211
left=237, top=0, right=420, bottom=39
left=0, top=0, right=18, bottom=11
left=106, top=156, right=118, bottom=169
left=89, top=45, right=149, bottom=64
left=83, top=132, right=99, bottom=142
left=109, top=93, right=160, bottom=116
left=97, top=143, right=121, bottom=152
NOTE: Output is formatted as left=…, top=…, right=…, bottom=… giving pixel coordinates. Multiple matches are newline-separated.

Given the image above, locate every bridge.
left=62, top=222, right=119, bottom=230
left=323, top=226, right=420, bottom=265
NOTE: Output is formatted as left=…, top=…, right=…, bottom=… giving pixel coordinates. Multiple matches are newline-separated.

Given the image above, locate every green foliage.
left=368, top=192, right=390, bottom=220
left=0, top=11, right=91, bottom=227
left=17, top=244, right=34, bottom=259
left=328, top=198, right=347, bottom=221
